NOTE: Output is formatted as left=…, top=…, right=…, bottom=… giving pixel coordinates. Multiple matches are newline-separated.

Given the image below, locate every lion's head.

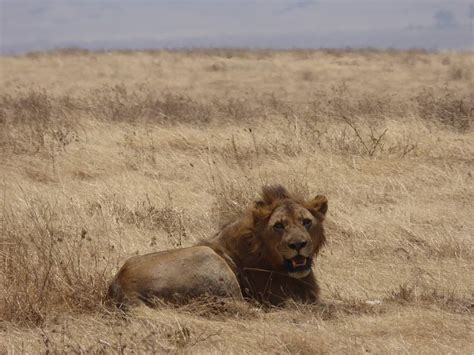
left=250, top=185, right=328, bottom=279
left=203, top=184, right=328, bottom=304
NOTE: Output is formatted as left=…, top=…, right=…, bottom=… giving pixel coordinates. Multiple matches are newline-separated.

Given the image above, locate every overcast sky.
left=0, top=1, right=472, bottom=54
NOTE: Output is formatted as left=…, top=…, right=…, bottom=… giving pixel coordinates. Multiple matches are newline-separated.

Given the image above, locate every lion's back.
left=107, top=246, right=243, bottom=307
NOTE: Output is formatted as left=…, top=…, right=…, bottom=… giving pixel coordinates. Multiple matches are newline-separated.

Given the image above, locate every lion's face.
left=260, top=197, right=327, bottom=279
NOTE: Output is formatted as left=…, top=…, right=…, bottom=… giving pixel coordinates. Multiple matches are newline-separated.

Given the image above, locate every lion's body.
left=107, top=246, right=243, bottom=307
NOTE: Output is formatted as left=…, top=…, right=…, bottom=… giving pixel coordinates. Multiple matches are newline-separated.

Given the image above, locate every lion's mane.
left=201, top=185, right=327, bottom=305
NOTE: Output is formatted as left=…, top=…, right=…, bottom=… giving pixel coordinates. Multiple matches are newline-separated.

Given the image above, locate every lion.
left=200, top=184, right=328, bottom=305
left=107, top=185, right=328, bottom=307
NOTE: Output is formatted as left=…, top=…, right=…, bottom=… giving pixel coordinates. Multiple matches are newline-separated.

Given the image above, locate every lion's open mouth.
left=284, top=255, right=312, bottom=273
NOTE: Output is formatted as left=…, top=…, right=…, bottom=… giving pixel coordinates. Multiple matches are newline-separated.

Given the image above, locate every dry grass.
left=0, top=49, right=473, bottom=353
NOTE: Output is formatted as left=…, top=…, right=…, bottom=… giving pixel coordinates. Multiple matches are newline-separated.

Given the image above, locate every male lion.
left=107, top=185, right=328, bottom=307
left=201, top=184, right=328, bottom=305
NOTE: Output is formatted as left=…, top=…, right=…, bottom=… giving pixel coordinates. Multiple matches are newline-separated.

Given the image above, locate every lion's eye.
left=302, top=218, right=312, bottom=228
left=273, top=222, right=285, bottom=231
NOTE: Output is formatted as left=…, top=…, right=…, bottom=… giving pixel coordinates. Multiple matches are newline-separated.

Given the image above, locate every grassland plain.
left=0, top=48, right=473, bottom=353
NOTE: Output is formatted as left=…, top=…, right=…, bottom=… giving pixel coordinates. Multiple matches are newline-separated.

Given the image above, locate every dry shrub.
left=164, top=296, right=260, bottom=320
left=447, top=63, right=472, bottom=81
left=146, top=93, right=211, bottom=125
left=387, top=284, right=471, bottom=313
left=121, top=130, right=160, bottom=170
left=296, top=82, right=403, bottom=121
left=399, top=49, right=431, bottom=66
left=0, top=193, right=112, bottom=326
left=414, top=88, right=471, bottom=130
left=278, top=333, right=326, bottom=354
left=300, top=69, right=316, bottom=81
left=323, top=48, right=350, bottom=58
left=27, top=315, right=194, bottom=353
left=208, top=178, right=255, bottom=228
left=140, top=204, right=188, bottom=248
left=25, top=47, right=91, bottom=59
left=281, top=298, right=387, bottom=322
left=87, top=193, right=188, bottom=248
left=441, top=56, right=451, bottom=65
left=90, top=84, right=212, bottom=124
left=0, top=91, right=79, bottom=154
left=339, top=116, right=388, bottom=156
left=89, top=84, right=148, bottom=122
left=291, top=49, right=317, bottom=60
left=179, top=47, right=275, bottom=60
left=207, top=62, right=227, bottom=72
left=2, top=82, right=467, bottom=146
left=214, top=97, right=257, bottom=121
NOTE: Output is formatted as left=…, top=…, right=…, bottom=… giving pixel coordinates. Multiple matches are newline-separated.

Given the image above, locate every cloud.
left=433, top=9, right=457, bottom=29
left=274, top=1, right=318, bottom=15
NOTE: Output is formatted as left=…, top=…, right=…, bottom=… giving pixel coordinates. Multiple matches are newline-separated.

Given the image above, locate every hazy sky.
left=0, top=1, right=472, bottom=53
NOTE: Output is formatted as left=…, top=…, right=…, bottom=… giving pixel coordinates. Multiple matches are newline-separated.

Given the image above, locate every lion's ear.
left=252, top=201, right=273, bottom=223
left=306, top=195, right=328, bottom=220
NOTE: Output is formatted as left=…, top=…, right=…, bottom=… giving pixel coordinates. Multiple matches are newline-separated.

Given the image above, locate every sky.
left=0, top=1, right=472, bottom=54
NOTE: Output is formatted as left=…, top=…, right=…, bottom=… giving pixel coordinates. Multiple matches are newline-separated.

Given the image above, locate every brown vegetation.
left=0, top=49, right=473, bottom=353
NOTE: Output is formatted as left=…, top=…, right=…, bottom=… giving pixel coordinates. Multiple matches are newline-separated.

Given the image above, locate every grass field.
left=0, top=48, right=473, bottom=353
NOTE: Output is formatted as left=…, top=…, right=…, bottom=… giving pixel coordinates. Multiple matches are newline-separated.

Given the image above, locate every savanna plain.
left=0, top=48, right=473, bottom=353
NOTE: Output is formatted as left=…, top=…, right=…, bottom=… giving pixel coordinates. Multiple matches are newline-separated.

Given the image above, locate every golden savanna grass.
left=0, top=48, right=473, bottom=353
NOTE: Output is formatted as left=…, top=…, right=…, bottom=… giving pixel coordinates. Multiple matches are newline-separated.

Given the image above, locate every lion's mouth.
left=284, top=255, right=312, bottom=273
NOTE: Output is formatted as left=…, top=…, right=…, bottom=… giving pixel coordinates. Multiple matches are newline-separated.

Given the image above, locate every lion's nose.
left=288, top=241, right=307, bottom=250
